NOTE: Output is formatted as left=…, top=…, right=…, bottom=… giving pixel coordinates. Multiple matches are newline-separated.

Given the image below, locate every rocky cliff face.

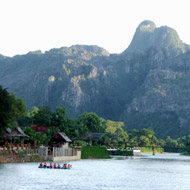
left=121, top=49, right=190, bottom=138
left=1, top=21, right=190, bottom=138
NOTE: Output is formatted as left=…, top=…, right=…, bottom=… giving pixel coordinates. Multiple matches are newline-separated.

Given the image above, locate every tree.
left=18, top=106, right=39, bottom=127
left=9, top=93, right=26, bottom=119
left=51, top=107, right=67, bottom=132
left=128, top=128, right=157, bottom=147
left=178, top=135, right=190, bottom=151
left=165, top=136, right=178, bottom=148
left=77, top=112, right=105, bottom=133
left=139, top=128, right=154, bottom=139
left=0, top=85, right=26, bottom=134
left=66, top=118, right=77, bottom=139
left=75, top=122, right=88, bottom=139
left=25, top=126, right=49, bottom=145
left=33, top=107, right=52, bottom=126
left=139, top=135, right=150, bottom=147
left=115, top=127, right=128, bottom=148
left=105, top=120, right=125, bottom=134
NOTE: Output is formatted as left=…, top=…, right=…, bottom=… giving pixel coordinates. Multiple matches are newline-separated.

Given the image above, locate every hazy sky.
left=0, top=0, right=189, bottom=56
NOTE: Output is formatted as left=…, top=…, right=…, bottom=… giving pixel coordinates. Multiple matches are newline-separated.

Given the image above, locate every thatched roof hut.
left=0, top=126, right=28, bottom=145
left=10, top=126, right=29, bottom=138
left=84, top=133, right=104, bottom=141
left=49, top=132, right=71, bottom=148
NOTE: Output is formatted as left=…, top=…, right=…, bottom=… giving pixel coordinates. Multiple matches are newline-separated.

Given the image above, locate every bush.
left=81, top=146, right=110, bottom=159
left=18, top=150, right=26, bottom=156
left=74, top=140, right=87, bottom=146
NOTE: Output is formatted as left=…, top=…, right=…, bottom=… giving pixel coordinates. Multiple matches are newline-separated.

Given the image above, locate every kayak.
left=38, top=166, right=71, bottom=169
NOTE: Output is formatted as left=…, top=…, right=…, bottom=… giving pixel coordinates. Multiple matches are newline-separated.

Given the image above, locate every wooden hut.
left=10, top=126, right=29, bottom=145
left=0, top=126, right=28, bottom=146
left=84, top=133, right=104, bottom=141
left=49, top=132, right=72, bottom=148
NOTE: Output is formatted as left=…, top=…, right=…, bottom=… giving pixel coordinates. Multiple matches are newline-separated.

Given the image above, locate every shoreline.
left=0, top=151, right=42, bottom=163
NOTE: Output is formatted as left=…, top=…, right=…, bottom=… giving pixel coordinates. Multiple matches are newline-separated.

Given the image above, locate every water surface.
left=0, top=153, right=190, bottom=190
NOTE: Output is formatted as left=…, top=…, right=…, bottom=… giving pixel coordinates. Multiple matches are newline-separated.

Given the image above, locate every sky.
left=0, top=0, right=190, bottom=57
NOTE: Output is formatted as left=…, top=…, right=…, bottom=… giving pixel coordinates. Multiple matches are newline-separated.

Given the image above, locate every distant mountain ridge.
left=1, top=20, right=190, bottom=138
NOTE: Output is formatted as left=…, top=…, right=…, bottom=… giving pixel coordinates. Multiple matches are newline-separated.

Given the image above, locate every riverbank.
left=0, top=151, right=42, bottom=163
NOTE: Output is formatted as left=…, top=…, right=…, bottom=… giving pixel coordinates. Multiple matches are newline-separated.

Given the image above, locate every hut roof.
left=0, top=128, right=12, bottom=139
left=84, top=133, right=104, bottom=140
left=31, top=124, right=59, bottom=133
left=0, top=127, right=29, bottom=139
left=10, top=126, right=29, bottom=138
left=52, top=132, right=72, bottom=142
left=5, top=128, right=12, bottom=135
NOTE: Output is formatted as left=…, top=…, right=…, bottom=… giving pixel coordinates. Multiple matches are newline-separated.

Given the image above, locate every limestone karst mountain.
left=124, top=20, right=189, bottom=56
left=1, top=21, right=190, bottom=138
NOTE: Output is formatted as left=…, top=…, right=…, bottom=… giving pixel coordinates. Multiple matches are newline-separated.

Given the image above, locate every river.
left=0, top=153, right=190, bottom=190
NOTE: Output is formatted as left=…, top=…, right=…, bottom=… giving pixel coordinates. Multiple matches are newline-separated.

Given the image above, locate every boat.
left=38, top=166, right=71, bottom=169
left=38, top=163, right=72, bottom=169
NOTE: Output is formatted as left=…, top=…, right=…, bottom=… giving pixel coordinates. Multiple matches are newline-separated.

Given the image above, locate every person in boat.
left=40, top=162, right=43, bottom=167
left=58, top=163, right=60, bottom=168
left=54, top=163, right=57, bottom=168
left=44, top=162, right=47, bottom=167
left=63, top=163, right=67, bottom=168
left=50, top=163, right=53, bottom=168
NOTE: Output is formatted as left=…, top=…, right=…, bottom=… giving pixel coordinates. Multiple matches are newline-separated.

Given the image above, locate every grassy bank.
left=81, top=146, right=110, bottom=159
left=141, top=147, right=164, bottom=153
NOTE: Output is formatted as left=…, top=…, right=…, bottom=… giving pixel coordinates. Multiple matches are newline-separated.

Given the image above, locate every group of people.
left=39, top=162, right=72, bottom=169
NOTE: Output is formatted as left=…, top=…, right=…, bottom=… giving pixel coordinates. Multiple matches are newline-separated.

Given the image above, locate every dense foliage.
left=14, top=104, right=190, bottom=153
left=76, top=112, right=105, bottom=138
left=0, top=85, right=26, bottom=134
left=1, top=87, right=190, bottom=154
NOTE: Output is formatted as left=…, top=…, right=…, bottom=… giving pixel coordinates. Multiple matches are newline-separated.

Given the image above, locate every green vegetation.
left=1, top=87, right=190, bottom=156
left=81, top=146, right=110, bottom=159
left=181, top=151, right=190, bottom=156
left=105, top=120, right=125, bottom=134
left=76, top=112, right=105, bottom=138
left=0, top=85, right=26, bottom=134
left=17, top=150, right=26, bottom=156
